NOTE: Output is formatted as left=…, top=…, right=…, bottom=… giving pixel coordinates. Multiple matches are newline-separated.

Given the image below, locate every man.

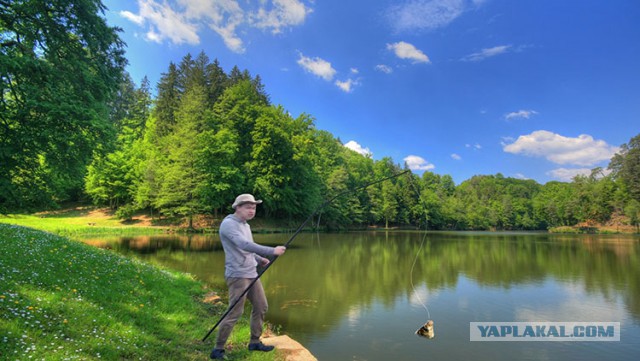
left=210, top=194, right=286, bottom=360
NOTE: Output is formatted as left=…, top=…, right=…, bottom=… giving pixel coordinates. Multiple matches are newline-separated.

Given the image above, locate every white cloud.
left=119, top=0, right=312, bottom=53
left=335, top=78, right=359, bottom=93
left=505, top=109, right=538, bottom=120
left=387, top=0, right=470, bottom=32
left=350, top=68, right=359, bottom=74
left=451, top=153, right=461, bottom=160
left=297, top=53, right=337, bottom=81
left=132, top=0, right=200, bottom=45
left=404, top=155, right=435, bottom=171
left=513, top=173, right=529, bottom=180
left=465, top=143, right=482, bottom=150
left=375, top=64, right=393, bottom=74
left=120, top=10, right=145, bottom=25
left=387, top=41, right=430, bottom=63
left=547, top=168, right=592, bottom=182
left=211, top=19, right=245, bottom=53
left=462, top=45, right=511, bottom=61
left=344, top=141, right=372, bottom=156
left=251, top=0, right=312, bottom=34
left=503, top=130, right=620, bottom=166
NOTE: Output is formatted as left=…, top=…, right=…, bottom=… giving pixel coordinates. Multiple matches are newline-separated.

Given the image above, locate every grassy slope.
left=0, top=206, right=296, bottom=236
left=0, top=224, right=278, bottom=361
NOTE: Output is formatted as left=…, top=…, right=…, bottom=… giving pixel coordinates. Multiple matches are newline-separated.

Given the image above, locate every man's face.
left=235, top=203, right=257, bottom=221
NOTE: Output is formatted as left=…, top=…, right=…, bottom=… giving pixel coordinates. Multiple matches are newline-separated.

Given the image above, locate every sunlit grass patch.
left=0, top=212, right=169, bottom=237
left=0, top=224, right=278, bottom=360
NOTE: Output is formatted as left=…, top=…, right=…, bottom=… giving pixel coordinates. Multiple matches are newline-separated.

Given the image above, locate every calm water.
left=79, top=231, right=640, bottom=361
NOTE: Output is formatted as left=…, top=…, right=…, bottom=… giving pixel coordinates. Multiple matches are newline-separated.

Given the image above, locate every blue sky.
left=102, top=0, right=639, bottom=184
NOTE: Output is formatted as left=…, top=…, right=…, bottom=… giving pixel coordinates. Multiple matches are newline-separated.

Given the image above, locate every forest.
left=2, top=0, right=639, bottom=231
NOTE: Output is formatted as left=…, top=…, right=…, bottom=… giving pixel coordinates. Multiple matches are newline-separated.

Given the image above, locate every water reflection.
left=78, top=231, right=640, bottom=361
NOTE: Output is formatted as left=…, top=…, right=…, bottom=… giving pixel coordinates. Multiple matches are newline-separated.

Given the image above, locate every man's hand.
left=274, top=246, right=286, bottom=256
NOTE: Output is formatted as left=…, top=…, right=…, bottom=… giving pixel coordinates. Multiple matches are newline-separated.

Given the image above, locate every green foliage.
left=84, top=73, right=150, bottom=209
left=155, top=84, right=213, bottom=226
left=625, top=200, right=640, bottom=233
left=609, top=134, right=640, bottom=202
left=0, top=0, right=126, bottom=211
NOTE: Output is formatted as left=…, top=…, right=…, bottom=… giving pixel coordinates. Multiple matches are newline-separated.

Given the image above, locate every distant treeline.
left=1, top=2, right=638, bottom=230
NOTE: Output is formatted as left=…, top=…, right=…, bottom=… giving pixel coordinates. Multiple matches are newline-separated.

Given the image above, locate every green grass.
left=0, top=224, right=279, bottom=361
left=0, top=207, right=302, bottom=237
left=0, top=210, right=172, bottom=237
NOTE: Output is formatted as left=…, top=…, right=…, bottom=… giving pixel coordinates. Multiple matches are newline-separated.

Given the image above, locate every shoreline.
left=2, top=205, right=637, bottom=235
left=0, top=223, right=317, bottom=360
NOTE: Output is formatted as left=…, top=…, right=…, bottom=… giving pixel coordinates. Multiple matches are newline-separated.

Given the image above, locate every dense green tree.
left=570, top=170, right=618, bottom=224
left=0, top=0, right=126, bottom=211
left=154, top=62, right=180, bottom=137
left=205, top=58, right=228, bottom=105
left=249, top=106, right=318, bottom=219
left=133, top=115, right=163, bottom=212
left=454, top=175, right=540, bottom=230
left=609, top=134, right=640, bottom=202
left=213, top=79, right=269, bottom=172
left=155, top=84, right=212, bottom=228
left=533, top=181, right=576, bottom=227
left=341, top=147, right=375, bottom=224
left=625, top=200, right=640, bottom=233
left=198, top=127, right=242, bottom=217
left=85, top=74, right=150, bottom=209
left=368, top=158, right=401, bottom=228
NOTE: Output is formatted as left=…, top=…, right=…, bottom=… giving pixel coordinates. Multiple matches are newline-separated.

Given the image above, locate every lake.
left=79, top=231, right=640, bottom=361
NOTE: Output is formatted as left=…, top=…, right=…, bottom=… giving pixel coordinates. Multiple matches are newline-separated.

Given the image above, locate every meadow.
left=0, top=224, right=279, bottom=360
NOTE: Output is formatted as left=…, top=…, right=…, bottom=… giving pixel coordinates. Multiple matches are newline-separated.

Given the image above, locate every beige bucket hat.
left=232, top=194, right=263, bottom=209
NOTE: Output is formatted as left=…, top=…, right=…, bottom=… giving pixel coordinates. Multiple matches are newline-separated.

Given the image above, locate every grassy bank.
left=0, top=206, right=301, bottom=237
left=0, top=224, right=278, bottom=360
left=0, top=208, right=173, bottom=237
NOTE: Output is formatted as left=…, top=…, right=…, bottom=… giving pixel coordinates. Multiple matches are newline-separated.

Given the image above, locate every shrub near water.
left=0, top=224, right=277, bottom=361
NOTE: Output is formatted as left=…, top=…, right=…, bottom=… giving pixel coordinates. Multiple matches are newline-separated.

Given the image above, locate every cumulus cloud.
left=387, top=41, right=430, bottom=63
left=505, top=109, right=538, bottom=120
left=547, top=168, right=592, bottom=182
left=297, top=53, right=337, bottom=81
left=451, top=153, right=461, bottom=160
left=375, top=64, right=393, bottom=74
left=127, top=0, right=200, bottom=45
left=466, top=143, right=482, bottom=150
left=335, top=78, right=359, bottom=93
left=251, top=0, right=312, bottom=34
left=404, top=155, right=435, bottom=171
left=387, top=0, right=471, bottom=32
left=119, top=0, right=312, bottom=53
left=462, top=45, right=511, bottom=62
left=344, top=140, right=372, bottom=156
left=503, top=130, right=619, bottom=166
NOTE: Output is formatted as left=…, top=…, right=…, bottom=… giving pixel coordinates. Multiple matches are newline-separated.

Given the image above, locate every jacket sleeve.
left=222, top=225, right=275, bottom=257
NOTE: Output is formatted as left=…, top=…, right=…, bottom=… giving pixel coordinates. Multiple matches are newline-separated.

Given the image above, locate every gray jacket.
left=219, top=214, right=275, bottom=278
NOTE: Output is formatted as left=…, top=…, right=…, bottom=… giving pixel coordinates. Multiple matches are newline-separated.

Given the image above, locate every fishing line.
left=202, top=169, right=412, bottom=342
left=405, top=173, right=435, bottom=338
left=409, top=229, right=431, bottom=319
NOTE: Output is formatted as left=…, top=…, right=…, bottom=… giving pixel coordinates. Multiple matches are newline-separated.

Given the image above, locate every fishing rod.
left=202, top=169, right=412, bottom=342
